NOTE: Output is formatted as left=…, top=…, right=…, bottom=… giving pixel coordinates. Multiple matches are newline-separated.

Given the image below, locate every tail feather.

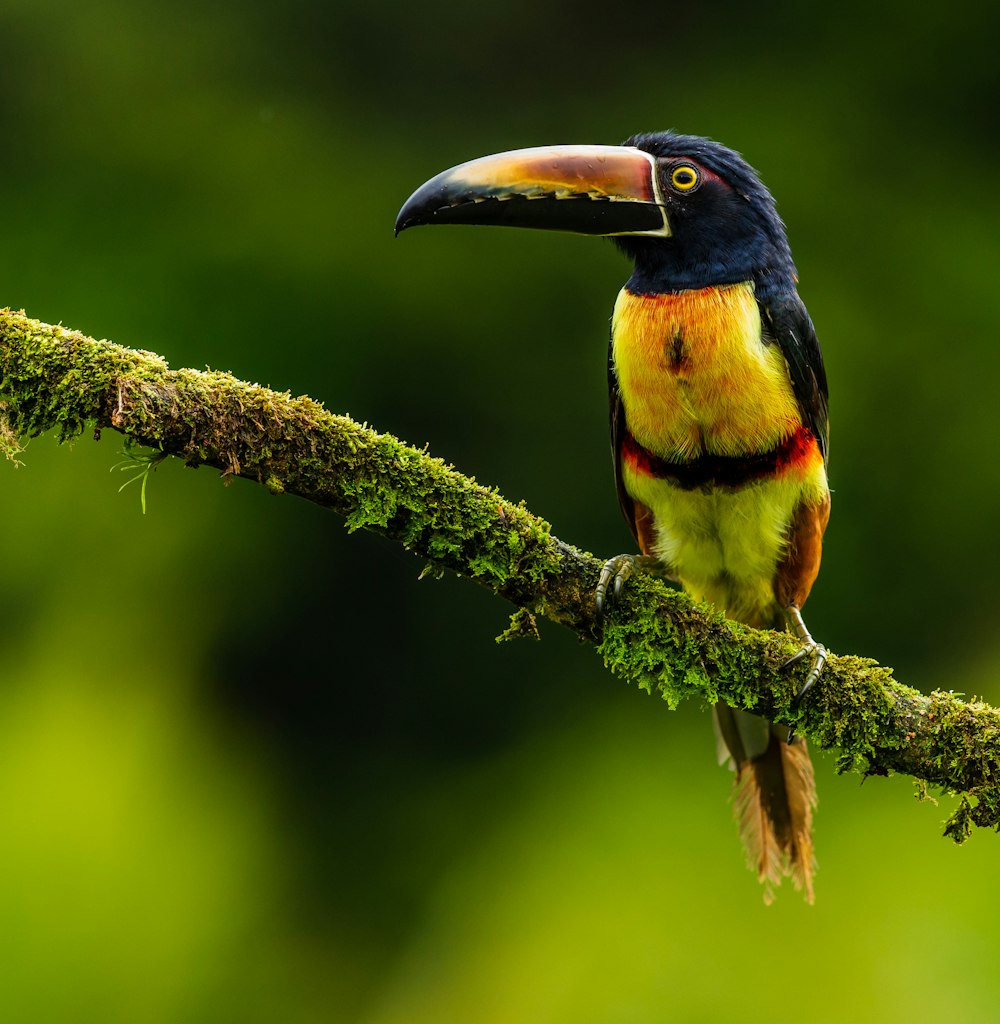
left=780, top=737, right=817, bottom=900
left=729, top=723, right=817, bottom=904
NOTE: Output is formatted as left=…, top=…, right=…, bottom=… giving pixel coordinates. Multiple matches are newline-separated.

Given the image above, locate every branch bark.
left=0, top=307, right=996, bottom=841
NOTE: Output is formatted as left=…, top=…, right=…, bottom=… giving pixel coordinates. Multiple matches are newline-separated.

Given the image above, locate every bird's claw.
left=782, top=606, right=827, bottom=742
left=783, top=640, right=828, bottom=706
left=595, top=554, right=664, bottom=621
left=595, top=554, right=638, bottom=619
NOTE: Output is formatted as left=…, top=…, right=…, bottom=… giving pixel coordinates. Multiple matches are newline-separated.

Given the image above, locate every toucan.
left=395, top=133, right=830, bottom=902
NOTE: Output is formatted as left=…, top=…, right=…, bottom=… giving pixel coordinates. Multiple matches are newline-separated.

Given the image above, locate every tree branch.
left=1, top=308, right=996, bottom=841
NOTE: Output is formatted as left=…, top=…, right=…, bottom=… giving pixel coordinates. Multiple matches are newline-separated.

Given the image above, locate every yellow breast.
left=611, top=283, right=801, bottom=459
left=621, top=458, right=828, bottom=624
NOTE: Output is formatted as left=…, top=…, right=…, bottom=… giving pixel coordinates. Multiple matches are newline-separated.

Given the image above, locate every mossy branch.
left=0, top=308, right=996, bottom=841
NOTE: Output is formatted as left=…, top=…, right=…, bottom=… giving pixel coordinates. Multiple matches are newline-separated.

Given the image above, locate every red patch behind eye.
left=677, top=159, right=726, bottom=190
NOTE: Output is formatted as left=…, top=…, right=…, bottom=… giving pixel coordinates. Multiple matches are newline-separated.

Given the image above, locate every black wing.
left=760, top=291, right=830, bottom=465
left=608, top=338, right=639, bottom=543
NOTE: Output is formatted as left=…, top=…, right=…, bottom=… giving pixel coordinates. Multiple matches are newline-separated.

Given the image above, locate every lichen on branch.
left=0, top=307, right=997, bottom=840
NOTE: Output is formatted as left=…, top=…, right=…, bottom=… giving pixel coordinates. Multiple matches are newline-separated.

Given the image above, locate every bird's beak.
left=395, top=145, right=670, bottom=238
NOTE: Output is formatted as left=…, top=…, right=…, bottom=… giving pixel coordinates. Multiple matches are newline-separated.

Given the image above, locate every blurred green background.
left=1, top=1, right=999, bottom=1021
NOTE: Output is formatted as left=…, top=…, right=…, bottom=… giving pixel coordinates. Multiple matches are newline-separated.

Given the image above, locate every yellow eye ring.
left=670, top=165, right=699, bottom=191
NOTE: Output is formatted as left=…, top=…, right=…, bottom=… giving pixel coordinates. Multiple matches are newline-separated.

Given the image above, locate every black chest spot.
left=666, top=328, right=686, bottom=373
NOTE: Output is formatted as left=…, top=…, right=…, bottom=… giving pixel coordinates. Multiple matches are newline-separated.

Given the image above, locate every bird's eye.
left=670, top=165, right=699, bottom=192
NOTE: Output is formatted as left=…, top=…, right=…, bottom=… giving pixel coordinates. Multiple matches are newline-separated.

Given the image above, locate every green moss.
left=943, top=797, right=975, bottom=843
left=0, top=402, right=24, bottom=464
left=596, top=578, right=717, bottom=707
left=943, top=788, right=1000, bottom=843
left=496, top=607, right=540, bottom=643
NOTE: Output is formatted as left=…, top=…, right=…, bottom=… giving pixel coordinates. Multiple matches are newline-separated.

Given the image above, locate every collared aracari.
left=395, top=133, right=830, bottom=902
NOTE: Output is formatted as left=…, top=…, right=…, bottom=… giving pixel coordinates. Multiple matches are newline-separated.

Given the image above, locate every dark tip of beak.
left=394, top=171, right=462, bottom=236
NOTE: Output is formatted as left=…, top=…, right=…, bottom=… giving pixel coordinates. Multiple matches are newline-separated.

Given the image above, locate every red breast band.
left=622, top=425, right=817, bottom=490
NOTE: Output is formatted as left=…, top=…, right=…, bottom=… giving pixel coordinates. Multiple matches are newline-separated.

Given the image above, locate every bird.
left=395, top=132, right=830, bottom=902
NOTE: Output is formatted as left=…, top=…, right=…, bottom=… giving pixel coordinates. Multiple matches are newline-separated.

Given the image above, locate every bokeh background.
left=1, top=1, right=999, bottom=1021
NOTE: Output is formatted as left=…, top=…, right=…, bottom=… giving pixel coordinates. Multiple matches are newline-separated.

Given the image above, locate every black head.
left=618, top=131, right=797, bottom=296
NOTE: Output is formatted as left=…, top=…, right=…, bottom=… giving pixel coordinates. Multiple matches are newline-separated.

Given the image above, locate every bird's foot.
left=783, top=640, right=828, bottom=703
left=595, top=554, right=662, bottom=620
left=782, top=605, right=827, bottom=741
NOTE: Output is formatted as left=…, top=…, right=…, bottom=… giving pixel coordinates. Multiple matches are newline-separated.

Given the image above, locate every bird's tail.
left=712, top=704, right=817, bottom=904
